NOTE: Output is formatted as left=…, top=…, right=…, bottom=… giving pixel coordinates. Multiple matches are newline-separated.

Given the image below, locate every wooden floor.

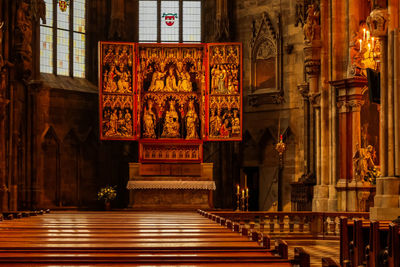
left=0, top=211, right=292, bottom=266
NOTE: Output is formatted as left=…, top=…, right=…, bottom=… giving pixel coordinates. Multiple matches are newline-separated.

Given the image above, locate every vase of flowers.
left=97, top=186, right=117, bottom=210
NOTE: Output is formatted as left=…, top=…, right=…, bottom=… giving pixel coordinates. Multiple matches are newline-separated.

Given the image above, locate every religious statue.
left=15, top=1, right=33, bottom=80
left=161, top=100, right=180, bottom=138
left=117, top=70, right=131, bottom=93
left=217, top=65, right=227, bottom=93
left=106, top=64, right=118, bottom=92
left=219, top=118, right=230, bottom=137
left=165, top=66, right=177, bottom=92
left=177, top=62, right=192, bottom=92
left=185, top=100, right=199, bottom=139
left=303, top=3, right=320, bottom=43
left=143, top=99, right=157, bottom=138
left=0, top=22, right=13, bottom=98
left=210, top=108, right=223, bottom=137
left=149, top=63, right=167, bottom=92
left=231, top=109, right=240, bottom=136
left=353, top=144, right=380, bottom=184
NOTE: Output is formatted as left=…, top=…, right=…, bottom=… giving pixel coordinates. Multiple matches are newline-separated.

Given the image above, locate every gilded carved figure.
left=185, top=100, right=199, bottom=139
left=165, top=66, right=178, bottom=92
left=231, top=109, right=240, bottom=136
left=162, top=100, right=180, bottom=138
left=149, top=63, right=167, bottom=92
left=177, top=62, right=192, bottom=92
left=143, top=99, right=157, bottom=138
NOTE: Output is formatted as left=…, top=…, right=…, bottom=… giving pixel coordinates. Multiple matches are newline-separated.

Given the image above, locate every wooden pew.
left=387, top=223, right=400, bottom=267
left=322, top=257, right=339, bottom=267
left=293, top=247, right=310, bottom=267
left=0, top=211, right=297, bottom=266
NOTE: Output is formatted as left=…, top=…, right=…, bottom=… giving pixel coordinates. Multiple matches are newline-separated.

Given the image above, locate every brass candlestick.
left=241, top=189, right=245, bottom=211
left=236, top=191, right=240, bottom=211
left=246, top=188, right=249, bottom=211
left=235, top=185, right=240, bottom=211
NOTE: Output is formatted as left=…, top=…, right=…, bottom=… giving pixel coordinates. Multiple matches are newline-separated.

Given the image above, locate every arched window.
left=139, top=0, right=201, bottom=43
left=40, top=0, right=86, bottom=78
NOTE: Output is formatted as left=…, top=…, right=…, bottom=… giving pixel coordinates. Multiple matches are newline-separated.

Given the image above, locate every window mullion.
left=157, top=0, right=161, bottom=42
left=179, top=0, right=182, bottom=43
left=69, top=0, right=74, bottom=77
left=53, top=0, right=57, bottom=74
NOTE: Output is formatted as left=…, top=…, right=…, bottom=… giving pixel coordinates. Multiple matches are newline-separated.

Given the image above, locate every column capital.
left=366, top=8, right=389, bottom=38
left=305, top=59, right=321, bottom=76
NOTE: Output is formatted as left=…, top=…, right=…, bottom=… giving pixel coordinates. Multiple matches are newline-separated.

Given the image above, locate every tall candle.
left=237, top=184, right=240, bottom=194
left=359, top=39, right=362, bottom=51
left=246, top=188, right=249, bottom=198
left=242, top=189, right=245, bottom=198
left=372, top=37, right=375, bottom=49
left=363, top=28, right=366, bottom=40
left=367, top=30, right=370, bottom=41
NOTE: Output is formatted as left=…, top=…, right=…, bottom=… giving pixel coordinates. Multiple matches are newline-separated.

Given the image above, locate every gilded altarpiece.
left=207, top=44, right=242, bottom=141
left=99, top=42, right=136, bottom=140
left=99, top=42, right=242, bottom=162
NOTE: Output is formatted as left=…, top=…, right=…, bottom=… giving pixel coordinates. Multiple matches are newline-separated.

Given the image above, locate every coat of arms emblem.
left=59, top=0, right=69, bottom=12
left=162, top=13, right=178, bottom=26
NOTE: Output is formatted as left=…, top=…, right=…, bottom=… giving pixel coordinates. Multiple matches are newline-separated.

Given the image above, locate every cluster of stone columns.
left=368, top=5, right=400, bottom=220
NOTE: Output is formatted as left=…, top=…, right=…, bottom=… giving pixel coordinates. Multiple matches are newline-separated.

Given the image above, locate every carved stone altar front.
left=127, top=163, right=214, bottom=210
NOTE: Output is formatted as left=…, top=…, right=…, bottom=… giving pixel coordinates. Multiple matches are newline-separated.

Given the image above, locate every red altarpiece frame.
left=99, top=42, right=242, bottom=163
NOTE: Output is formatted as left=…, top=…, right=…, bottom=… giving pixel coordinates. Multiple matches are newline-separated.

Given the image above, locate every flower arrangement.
left=97, top=186, right=117, bottom=203
left=364, top=166, right=381, bottom=185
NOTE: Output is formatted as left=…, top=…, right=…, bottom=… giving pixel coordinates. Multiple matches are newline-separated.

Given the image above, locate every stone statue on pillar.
left=214, top=0, right=230, bottom=41
left=109, top=0, right=126, bottom=40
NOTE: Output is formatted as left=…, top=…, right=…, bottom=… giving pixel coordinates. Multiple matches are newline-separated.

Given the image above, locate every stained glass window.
left=161, top=1, right=179, bottom=42
left=139, top=1, right=158, bottom=42
left=139, top=0, right=201, bottom=43
left=183, top=1, right=201, bottom=42
left=40, top=0, right=86, bottom=78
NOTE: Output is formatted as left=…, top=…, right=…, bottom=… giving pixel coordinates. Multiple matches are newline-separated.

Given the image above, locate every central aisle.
left=0, top=211, right=293, bottom=266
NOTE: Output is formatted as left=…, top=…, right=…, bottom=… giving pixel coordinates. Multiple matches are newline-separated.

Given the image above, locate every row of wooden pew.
left=1, top=210, right=49, bottom=221
left=0, top=209, right=316, bottom=266
left=340, top=217, right=400, bottom=267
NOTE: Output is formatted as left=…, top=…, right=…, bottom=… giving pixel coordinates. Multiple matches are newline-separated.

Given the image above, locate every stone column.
left=297, top=83, right=311, bottom=174
left=0, top=97, right=9, bottom=212
left=367, top=8, right=400, bottom=220
left=331, top=77, right=367, bottom=211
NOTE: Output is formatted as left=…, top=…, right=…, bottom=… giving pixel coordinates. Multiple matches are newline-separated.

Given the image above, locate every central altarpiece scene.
left=99, top=42, right=242, bottom=209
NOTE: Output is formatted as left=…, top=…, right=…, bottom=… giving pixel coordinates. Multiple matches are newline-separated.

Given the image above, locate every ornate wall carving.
left=248, top=12, right=283, bottom=106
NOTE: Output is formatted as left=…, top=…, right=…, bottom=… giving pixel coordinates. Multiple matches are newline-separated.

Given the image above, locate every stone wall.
left=234, top=0, right=306, bottom=211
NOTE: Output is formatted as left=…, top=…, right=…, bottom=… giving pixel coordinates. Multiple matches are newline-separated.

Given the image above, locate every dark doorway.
left=243, top=167, right=259, bottom=211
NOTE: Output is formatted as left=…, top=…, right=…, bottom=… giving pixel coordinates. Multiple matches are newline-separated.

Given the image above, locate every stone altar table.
left=127, top=163, right=215, bottom=210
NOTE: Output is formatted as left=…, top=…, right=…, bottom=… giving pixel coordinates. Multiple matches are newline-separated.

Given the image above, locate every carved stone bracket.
left=309, top=92, right=321, bottom=107
left=366, top=8, right=389, bottom=37
left=297, top=82, right=310, bottom=99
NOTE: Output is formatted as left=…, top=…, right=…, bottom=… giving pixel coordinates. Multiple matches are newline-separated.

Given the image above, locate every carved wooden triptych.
left=99, top=42, right=242, bottom=162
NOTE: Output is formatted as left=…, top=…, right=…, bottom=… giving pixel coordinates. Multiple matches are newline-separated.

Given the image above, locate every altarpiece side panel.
left=99, top=42, right=136, bottom=140
left=206, top=43, right=242, bottom=141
